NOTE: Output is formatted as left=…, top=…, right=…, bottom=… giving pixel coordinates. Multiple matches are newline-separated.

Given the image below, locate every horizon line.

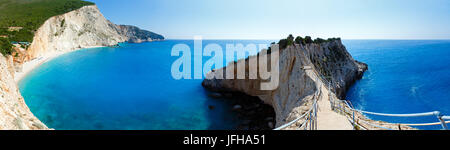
left=163, top=38, right=450, bottom=40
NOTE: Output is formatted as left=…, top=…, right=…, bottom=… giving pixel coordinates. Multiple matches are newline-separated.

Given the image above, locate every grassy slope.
left=0, top=0, right=94, bottom=43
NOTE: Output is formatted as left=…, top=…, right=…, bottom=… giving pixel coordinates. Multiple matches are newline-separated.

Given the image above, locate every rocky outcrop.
left=0, top=5, right=163, bottom=129
left=117, top=25, right=164, bottom=43
left=202, top=39, right=367, bottom=127
left=26, top=5, right=123, bottom=59
left=0, top=54, right=47, bottom=130
left=25, top=5, right=164, bottom=61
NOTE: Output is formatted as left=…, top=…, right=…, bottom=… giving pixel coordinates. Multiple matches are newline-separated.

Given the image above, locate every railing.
left=274, top=66, right=450, bottom=130
left=274, top=90, right=319, bottom=130
left=334, top=98, right=450, bottom=130
left=320, top=70, right=450, bottom=130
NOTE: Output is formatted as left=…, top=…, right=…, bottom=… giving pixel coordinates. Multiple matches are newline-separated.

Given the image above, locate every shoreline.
left=14, top=46, right=106, bottom=83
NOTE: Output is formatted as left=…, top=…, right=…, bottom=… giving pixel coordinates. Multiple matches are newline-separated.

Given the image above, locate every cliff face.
left=25, top=5, right=164, bottom=60
left=25, top=5, right=124, bottom=59
left=202, top=40, right=367, bottom=127
left=0, top=5, right=163, bottom=129
left=117, top=25, right=164, bottom=43
left=0, top=54, right=47, bottom=129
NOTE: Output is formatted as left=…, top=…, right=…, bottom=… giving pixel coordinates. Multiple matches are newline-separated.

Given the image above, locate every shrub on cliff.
left=304, top=36, right=313, bottom=44
left=278, top=35, right=342, bottom=48
left=287, top=34, right=294, bottom=46
left=295, top=36, right=305, bottom=45
left=277, top=34, right=296, bottom=49
left=328, top=37, right=341, bottom=41
left=278, top=39, right=288, bottom=49
left=314, top=38, right=326, bottom=44
left=0, top=38, right=13, bottom=55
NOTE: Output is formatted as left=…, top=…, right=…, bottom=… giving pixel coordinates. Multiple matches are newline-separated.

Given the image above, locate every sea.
left=18, top=40, right=275, bottom=130
left=344, top=40, right=450, bottom=130
left=19, top=40, right=450, bottom=130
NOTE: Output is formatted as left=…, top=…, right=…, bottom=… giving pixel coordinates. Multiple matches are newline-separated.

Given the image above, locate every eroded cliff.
left=202, top=39, right=367, bottom=127
left=117, top=25, right=164, bottom=43
left=24, top=5, right=164, bottom=61
left=0, top=5, right=163, bottom=129
left=0, top=54, right=47, bottom=129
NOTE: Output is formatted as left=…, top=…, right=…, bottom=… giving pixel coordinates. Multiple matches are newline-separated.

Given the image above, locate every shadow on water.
left=203, top=90, right=276, bottom=130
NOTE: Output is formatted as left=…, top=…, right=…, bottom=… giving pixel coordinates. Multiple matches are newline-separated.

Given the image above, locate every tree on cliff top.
left=278, top=34, right=295, bottom=49
left=277, top=35, right=342, bottom=50
left=295, top=36, right=305, bottom=45
left=314, top=38, right=326, bottom=44
left=304, top=36, right=313, bottom=44
left=287, top=34, right=294, bottom=45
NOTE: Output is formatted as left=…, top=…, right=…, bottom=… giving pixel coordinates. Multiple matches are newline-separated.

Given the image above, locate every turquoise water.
left=19, top=40, right=275, bottom=130
left=20, top=39, right=450, bottom=130
left=344, top=40, right=450, bottom=130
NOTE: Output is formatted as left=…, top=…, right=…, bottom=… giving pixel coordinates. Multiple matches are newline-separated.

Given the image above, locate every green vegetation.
left=313, top=38, right=326, bottom=44
left=329, top=44, right=346, bottom=60
left=277, top=34, right=294, bottom=49
left=312, top=37, right=342, bottom=44
left=276, top=35, right=342, bottom=50
left=278, top=39, right=288, bottom=49
left=60, top=19, right=65, bottom=28
left=295, top=36, right=305, bottom=45
left=0, top=38, right=13, bottom=55
left=304, top=36, right=313, bottom=44
left=286, top=34, right=294, bottom=46
left=0, top=0, right=95, bottom=43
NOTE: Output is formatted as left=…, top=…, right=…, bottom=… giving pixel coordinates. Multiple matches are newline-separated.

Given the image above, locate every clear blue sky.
left=89, top=0, right=450, bottom=39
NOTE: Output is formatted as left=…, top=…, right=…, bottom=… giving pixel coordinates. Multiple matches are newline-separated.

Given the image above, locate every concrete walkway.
left=316, top=85, right=353, bottom=130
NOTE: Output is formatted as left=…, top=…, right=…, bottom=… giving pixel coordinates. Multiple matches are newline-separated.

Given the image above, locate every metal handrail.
left=274, top=67, right=450, bottom=130
left=356, top=110, right=438, bottom=117
left=442, top=116, right=450, bottom=120
left=338, top=99, right=449, bottom=130
left=358, top=119, right=394, bottom=130
left=274, top=88, right=320, bottom=130
left=273, top=104, right=312, bottom=130
left=274, top=98, right=318, bottom=130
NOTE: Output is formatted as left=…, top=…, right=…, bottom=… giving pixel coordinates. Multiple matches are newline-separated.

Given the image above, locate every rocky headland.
left=0, top=5, right=163, bottom=129
left=202, top=37, right=368, bottom=129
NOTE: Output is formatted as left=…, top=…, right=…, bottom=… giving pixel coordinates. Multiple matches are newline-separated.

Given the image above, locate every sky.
left=89, top=0, right=450, bottom=39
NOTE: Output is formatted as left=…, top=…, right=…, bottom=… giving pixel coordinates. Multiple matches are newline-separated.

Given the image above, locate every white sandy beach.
left=14, top=46, right=105, bottom=83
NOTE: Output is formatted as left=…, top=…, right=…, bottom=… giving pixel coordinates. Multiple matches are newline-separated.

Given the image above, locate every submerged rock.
left=208, top=92, right=222, bottom=98
left=223, top=92, right=276, bottom=130
left=232, top=105, right=242, bottom=110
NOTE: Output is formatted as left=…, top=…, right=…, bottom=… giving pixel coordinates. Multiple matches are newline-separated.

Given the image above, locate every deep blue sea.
left=19, top=40, right=450, bottom=130
left=344, top=40, right=450, bottom=130
left=18, top=40, right=275, bottom=130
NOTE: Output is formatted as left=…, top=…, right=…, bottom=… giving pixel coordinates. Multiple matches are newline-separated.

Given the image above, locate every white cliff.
left=0, top=54, right=47, bottom=129
left=25, top=5, right=163, bottom=61
left=202, top=39, right=368, bottom=128
left=0, top=5, right=163, bottom=129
